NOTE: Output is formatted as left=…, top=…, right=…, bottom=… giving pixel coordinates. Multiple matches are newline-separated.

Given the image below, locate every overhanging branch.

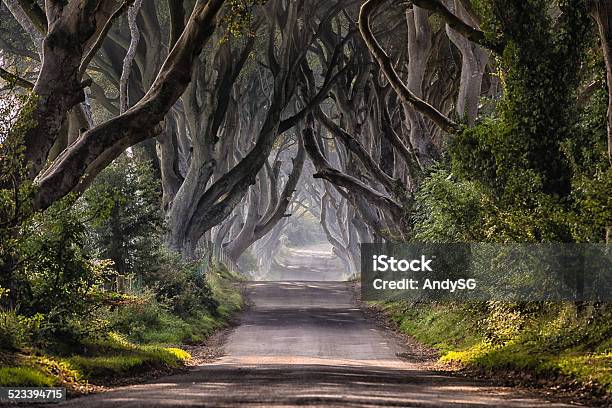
left=411, top=0, right=504, bottom=54
left=359, top=0, right=460, bottom=134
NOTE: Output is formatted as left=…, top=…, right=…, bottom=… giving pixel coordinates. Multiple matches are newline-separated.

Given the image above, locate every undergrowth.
left=379, top=301, right=611, bottom=395
left=0, top=264, right=242, bottom=388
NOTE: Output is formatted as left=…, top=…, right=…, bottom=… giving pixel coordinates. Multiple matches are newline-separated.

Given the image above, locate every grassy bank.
left=378, top=301, right=611, bottom=398
left=0, top=264, right=243, bottom=389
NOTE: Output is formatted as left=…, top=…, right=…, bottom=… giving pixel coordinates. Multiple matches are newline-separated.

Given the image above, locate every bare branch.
left=314, top=107, right=397, bottom=194
left=359, top=0, right=460, bottom=134
left=79, top=1, right=131, bottom=79
left=411, top=0, right=503, bottom=53
left=16, top=0, right=47, bottom=33
left=0, top=66, right=34, bottom=89
left=120, top=0, right=143, bottom=113
left=302, top=122, right=404, bottom=220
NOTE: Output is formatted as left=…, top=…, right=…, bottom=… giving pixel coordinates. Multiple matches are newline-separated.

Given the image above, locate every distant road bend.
left=55, top=278, right=586, bottom=407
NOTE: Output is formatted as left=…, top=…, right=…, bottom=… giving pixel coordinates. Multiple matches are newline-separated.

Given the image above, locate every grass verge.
left=377, top=301, right=611, bottom=400
left=0, top=263, right=243, bottom=389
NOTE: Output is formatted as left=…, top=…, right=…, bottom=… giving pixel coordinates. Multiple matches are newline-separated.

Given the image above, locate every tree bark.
left=32, top=0, right=226, bottom=211
left=445, top=0, right=488, bottom=126
left=588, top=0, right=612, bottom=243
left=119, top=0, right=143, bottom=113
left=589, top=0, right=612, bottom=166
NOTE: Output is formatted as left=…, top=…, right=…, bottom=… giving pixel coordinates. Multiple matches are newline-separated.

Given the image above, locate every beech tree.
left=1, top=0, right=227, bottom=213
left=2, top=0, right=609, bottom=271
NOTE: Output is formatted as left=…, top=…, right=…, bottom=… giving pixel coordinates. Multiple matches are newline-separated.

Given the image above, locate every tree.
left=83, top=153, right=163, bottom=278
left=0, top=0, right=226, bottom=215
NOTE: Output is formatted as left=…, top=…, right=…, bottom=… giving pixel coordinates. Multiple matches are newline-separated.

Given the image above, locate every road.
left=55, top=281, right=585, bottom=408
left=270, top=244, right=348, bottom=281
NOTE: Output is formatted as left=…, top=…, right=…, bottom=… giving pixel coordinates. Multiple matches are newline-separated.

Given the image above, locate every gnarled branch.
left=359, top=0, right=459, bottom=134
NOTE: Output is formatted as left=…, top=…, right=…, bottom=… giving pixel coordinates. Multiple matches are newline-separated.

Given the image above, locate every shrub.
left=0, top=310, right=46, bottom=350
left=14, top=199, right=116, bottom=345
left=145, top=249, right=219, bottom=318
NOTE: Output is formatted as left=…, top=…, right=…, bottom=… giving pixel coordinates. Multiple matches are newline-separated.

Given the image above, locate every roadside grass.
left=113, top=264, right=244, bottom=345
left=0, top=366, right=56, bottom=387
left=0, top=264, right=243, bottom=388
left=378, top=301, right=612, bottom=395
left=0, top=353, right=80, bottom=387
left=0, top=335, right=188, bottom=387
left=209, top=264, right=244, bottom=319
left=67, top=333, right=191, bottom=379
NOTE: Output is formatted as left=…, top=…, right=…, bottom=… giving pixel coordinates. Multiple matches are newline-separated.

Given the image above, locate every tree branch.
left=33, top=0, right=227, bottom=211
left=79, top=0, right=131, bottom=79
left=314, top=107, right=397, bottom=194
left=120, top=0, right=143, bottom=113
left=256, top=135, right=305, bottom=237
left=411, top=0, right=503, bottom=53
left=302, top=122, right=404, bottom=221
left=16, top=0, right=48, bottom=33
left=0, top=66, right=34, bottom=89
left=359, top=0, right=460, bottom=134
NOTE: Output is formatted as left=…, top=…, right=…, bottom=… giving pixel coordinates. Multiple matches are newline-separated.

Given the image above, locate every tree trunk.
left=446, top=0, right=488, bottom=126
left=589, top=0, right=612, bottom=166
left=587, top=0, right=612, bottom=242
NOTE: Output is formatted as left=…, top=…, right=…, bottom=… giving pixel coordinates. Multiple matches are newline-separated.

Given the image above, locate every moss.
left=547, top=353, right=612, bottom=392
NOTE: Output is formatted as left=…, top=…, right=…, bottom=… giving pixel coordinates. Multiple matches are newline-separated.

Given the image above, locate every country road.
left=53, top=280, right=587, bottom=408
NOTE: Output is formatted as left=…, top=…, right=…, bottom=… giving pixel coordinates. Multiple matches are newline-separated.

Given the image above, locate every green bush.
left=0, top=310, right=28, bottom=350
left=5, top=198, right=116, bottom=347
left=139, top=249, right=219, bottom=318
left=0, top=310, right=46, bottom=350
left=109, top=264, right=241, bottom=345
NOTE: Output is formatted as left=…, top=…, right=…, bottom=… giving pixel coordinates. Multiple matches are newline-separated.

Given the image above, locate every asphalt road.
left=53, top=280, right=588, bottom=408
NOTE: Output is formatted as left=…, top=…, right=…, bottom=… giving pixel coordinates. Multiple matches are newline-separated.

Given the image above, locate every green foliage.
left=0, top=263, right=242, bottom=387
left=12, top=198, right=115, bottom=345
left=109, top=263, right=242, bottom=345
left=207, top=263, right=244, bottom=317
left=413, top=169, right=491, bottom=242
left=83, top=153, right=164, bottom=276
left=0, top=310, right=46, bottom=350
left=140, top=249, right=219, bottom=318
left=572, top=168, right=612, bottom=242
left=0, top=353, right=81, bottom=387
left=108, top=292, right=210, bottom=344
left=0, top=135, right=242, bottom=386
left=380, top=301, right=482, bottom=354
left=223, top=0, right=267, bottom=38
left=0, top=88, right=38, bottom=306
left=381, top=301, right=612, bottom=393
left=432, top=2, right=608, bottom=243
left=445, top=0, right=601, bottom=244
left=0, top=333, right=190, bottom=386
